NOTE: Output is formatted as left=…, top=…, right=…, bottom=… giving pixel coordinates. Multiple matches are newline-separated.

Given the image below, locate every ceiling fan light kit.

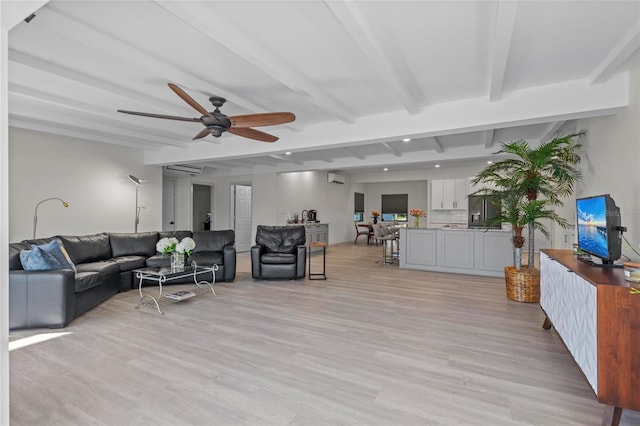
left=118, top=83, right=295, bottom=142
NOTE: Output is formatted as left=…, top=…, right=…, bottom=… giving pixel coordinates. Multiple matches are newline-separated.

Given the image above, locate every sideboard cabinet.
left=540, top=249, right=639, bottom=426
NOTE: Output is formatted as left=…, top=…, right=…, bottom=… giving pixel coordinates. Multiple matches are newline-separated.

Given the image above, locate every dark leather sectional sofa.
left=9, top=230, right=236, bottom=330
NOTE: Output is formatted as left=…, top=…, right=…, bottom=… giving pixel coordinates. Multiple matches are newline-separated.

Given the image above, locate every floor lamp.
left=128, top=174, right=145, bottom=233
left=33, top=198, right=69, bottom=239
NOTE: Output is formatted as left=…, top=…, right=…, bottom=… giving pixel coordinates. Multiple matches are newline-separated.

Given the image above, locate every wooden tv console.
left=540, top=249, right=639, bottom=426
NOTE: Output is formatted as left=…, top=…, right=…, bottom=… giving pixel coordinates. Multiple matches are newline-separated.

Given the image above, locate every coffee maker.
left=308, top=210, right=318, bottom=222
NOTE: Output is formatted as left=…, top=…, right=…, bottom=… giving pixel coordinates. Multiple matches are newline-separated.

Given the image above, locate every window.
left=354, top=192, right=364, bottom=222
left=381, top=193, right=408, bottom=222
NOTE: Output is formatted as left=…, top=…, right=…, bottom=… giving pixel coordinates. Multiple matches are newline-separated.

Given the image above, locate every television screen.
left=576, top=194, right=622, bottom=265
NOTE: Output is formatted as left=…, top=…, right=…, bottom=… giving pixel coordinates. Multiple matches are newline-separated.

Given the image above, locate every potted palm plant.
left=471, top=131, right=584, bottom=302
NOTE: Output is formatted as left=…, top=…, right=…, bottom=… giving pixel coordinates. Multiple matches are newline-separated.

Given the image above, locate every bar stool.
left=308, top=241, right=327, bottom=280
left=372, top=224, right=396, bottom=264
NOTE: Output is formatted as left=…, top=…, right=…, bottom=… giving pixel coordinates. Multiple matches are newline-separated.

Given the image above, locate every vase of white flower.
left=170, top=251, right=184, bottom=272
left=156, top=236, right=196, bottom=272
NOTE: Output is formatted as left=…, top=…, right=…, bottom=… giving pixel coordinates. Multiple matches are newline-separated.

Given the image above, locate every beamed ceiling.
left=7, top=0, right=640, bottom=177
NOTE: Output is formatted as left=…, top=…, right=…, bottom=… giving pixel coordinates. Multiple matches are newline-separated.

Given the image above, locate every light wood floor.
left=8, top=243, right=639, bottom=425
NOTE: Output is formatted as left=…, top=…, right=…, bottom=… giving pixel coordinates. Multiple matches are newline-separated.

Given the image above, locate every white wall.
left=571, top=60, right=640, bottom=261
left=9, top=128, right=163, bottom=241
left=277, top=171, right=353, bottom=244
left=362, top=180, right=428, bottom=220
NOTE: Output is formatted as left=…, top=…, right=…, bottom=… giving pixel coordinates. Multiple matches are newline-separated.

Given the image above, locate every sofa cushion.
left=188, top=251, right=223, bottom=266
left=256, top=226, right=305, bottom=254
left=109, top=232, right=158, bottom=257
left=192, top=230, right=235, bottom=253
left=74, top=271, right=103, bottom=293
left=20, top=247, right=64, bottom=270
left=261, top=253, right=297, bottom=265
left=146, top=254, right=171, bottom=268
left=110, top=255, right=147, bottom=272
left=158, top=231, right=192, bottom=243
left=75, top=261, right=120, bottom=278
left=9, top=242, right=32, bottom=270
left=32, top=239, right=76, bottom=271
left=57, top=233, right=111, bottom=264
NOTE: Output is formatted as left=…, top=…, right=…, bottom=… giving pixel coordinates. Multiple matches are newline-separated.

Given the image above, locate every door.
left=162, top=178, right=176, bottom=231
left=192, top=184, right=212, bottom=232
left=234, top=184, right=252, bottom=252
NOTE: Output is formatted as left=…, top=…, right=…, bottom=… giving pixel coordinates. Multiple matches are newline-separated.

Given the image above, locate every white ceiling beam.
left=540, top=120, right=567, bottom=142
left=155, top=1, right=356, bottom=124
left=145, top=74, right=629, bottom=166
left=590, top=20, right=640, bottom=84
left=324, top=1, right=421, bottom=114
left=427, top=137, right=443, bottom=153
left=204, top=159, right=250, bottom=168
left=381, top=142, right=402, bottom=157
left=269, top=154, right=303, bottom=165
left=343, top=147, right=366, bottom=160
left=9, top=115, right=163, bottom=150
left=40, top=5, right=295, bottom=124
left=9, top=83, right=189, bottom=146
left=483, top=129, right=495, bottom=148
left=8, top=49, right=182, bottom=114
left=488, top=0, right=518, bottom=102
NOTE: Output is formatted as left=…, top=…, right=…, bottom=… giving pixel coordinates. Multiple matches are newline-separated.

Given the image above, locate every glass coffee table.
left=134, top=262, right=218, bottom=315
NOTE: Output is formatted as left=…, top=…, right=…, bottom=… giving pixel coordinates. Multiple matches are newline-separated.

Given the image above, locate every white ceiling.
left=7, top=0, right=640, bottom=177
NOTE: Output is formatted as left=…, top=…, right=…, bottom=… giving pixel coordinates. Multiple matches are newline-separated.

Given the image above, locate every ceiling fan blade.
left=168, top=83, right=211, bottom=116
left=192, top=128, right=212, bottom=140
left=228, top=127, right=278, bottom=142
left=117, top=110, right=201, bottom=122
left=229, top=112, right=296, bottom=128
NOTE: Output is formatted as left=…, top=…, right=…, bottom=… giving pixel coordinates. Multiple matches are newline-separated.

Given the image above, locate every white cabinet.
left=438, top=230, right=474, bottom=269
left=404, top=229, right=438, bottom=266
left=399, top=228, right=512, bottom=277
left=431, top=178, right=468, bottom=210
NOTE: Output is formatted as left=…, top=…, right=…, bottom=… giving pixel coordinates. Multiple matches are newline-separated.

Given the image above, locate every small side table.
left=308, top=242, right=327, bottom=280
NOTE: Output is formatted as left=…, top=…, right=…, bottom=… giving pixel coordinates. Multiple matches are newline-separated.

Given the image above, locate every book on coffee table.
left=165, top=290, right=196, bottom=301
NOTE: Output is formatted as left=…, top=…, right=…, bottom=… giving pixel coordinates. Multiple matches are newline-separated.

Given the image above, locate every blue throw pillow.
left=20, top=247, right=64, bottom=271
left=31, top=239, right=76, bottom=271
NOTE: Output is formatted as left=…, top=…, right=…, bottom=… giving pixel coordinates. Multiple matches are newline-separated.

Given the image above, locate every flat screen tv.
left=576, top=194, right=622, bottom=266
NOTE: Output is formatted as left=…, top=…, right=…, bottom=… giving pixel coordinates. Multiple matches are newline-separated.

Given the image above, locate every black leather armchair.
left=251, top=225, right=306, bottom=280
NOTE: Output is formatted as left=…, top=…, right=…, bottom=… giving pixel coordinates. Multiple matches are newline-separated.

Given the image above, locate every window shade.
left=354, top=192, right=364, bottom=213
left=381, top=194, right=408, bottom=214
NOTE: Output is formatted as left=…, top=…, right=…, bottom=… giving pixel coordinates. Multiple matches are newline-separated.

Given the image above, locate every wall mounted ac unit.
left=327, top=172, right=345, bottom=184
left=164, top=164, right=203, bottom=176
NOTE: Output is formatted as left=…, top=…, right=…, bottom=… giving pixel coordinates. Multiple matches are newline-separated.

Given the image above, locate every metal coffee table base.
left=135, top=264, right=218, bottom=315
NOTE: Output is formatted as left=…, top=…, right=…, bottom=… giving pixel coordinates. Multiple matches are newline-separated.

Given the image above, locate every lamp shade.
left=128, top=174, right=144, bottom=186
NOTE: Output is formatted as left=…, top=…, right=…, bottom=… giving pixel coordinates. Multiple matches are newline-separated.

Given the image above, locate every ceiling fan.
left=118, top=83, right=295, bottom=142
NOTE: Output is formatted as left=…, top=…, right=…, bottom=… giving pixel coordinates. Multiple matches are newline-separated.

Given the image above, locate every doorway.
left=192, top=184, right=212, bottom=232
left=233, top=184, right=252, bottom=252
left=162, top=178, right=176, bottom=231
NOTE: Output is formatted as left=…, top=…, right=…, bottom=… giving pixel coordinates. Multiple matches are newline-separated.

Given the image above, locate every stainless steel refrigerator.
left=468, top=195, right=502, bottom=229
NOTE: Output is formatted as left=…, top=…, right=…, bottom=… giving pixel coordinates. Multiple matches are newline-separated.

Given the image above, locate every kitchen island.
left=399, top=227, right=512, bottom=277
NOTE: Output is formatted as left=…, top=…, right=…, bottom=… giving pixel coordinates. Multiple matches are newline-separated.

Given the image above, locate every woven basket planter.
left=504, top=266, right=540, bottom=303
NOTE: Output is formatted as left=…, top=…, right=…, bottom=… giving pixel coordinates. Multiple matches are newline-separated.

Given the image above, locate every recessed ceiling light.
left=435, top=164, right=440, bottom=168
left=383, top=168, right=389, bottom=171
left=402, top=138, right=411, bottom=142
left=285, top=151, right=292, bottom=155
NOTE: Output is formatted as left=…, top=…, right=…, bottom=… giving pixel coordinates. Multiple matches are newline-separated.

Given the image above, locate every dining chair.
left=354, top=222, right=371, bottom=245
